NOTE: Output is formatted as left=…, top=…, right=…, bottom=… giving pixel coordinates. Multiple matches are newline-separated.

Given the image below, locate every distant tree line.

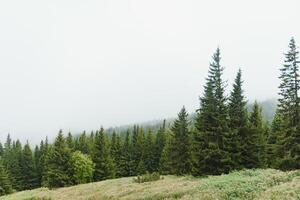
left=0, top=38, right=299, bottom=195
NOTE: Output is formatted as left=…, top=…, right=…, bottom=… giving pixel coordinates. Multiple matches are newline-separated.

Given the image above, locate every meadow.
left=1, top=169, right=299, bottom=200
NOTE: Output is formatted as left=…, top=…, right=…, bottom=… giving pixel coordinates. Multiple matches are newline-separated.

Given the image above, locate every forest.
left=0, top=38, right=299, bottom=196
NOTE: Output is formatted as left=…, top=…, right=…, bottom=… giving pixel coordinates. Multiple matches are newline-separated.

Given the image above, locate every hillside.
left=106, top=99, right=277, bottom=135
left=1, top=169, right=299, bottom=200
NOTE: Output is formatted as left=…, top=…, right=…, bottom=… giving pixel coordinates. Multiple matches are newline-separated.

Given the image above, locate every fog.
left=0, top=0, right=299, bottom=143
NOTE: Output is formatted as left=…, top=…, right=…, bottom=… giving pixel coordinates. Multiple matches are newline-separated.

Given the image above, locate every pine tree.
left=77, top=131, right=90, bottom=154
left=40, top=138, right=49, bottom=187
left=142, top=130, right=156, bottom=173
left=194, top=48, right=231, bottom=175
left=66, top=132, right=74, bottom=150
left=227, top=69, right=248, bottom=170
left=110, top=132, right=122, bottom=177
left=243, top=102, right=265, bottom=168
left=43, top=130, right=72, bottom=188
left=278, top=38, right=300, bottom=127
left=130, top=125, right=144, bottom=175
left=34, top=145, right=42, bottom=187
left=277, top=38, right=300, bottom=170
left=159, top=133, right=172, bottom=175
left=266, top=110, right=285, bottom=168
left=119, top=130, right=132, bottom=177
left=9, top=140, right=23, bottom=191
left=0, top=158, right=12, bottom=196
left=170, top=107, right=192, bottom=175
left=228, top=69, right=248, bottom=129
left=93, top=128, right=115, bottom=181
left=21, top=142, right=38, bottom=190
left=154, top=120, right=167, bottom=171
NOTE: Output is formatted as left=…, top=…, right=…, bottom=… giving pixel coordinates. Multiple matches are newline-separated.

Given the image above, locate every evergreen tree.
left=34, top=145, right=42, bottom=187
left=110, top=132, right=122, bottom=177
left=278, top=38, right=300, bottom=127
left=227, top=69, right=248, bottom=169
left=143, top=130, right=156, bottom=173
left=245, top=102, right=265, bottom=168
left=130, top=125, right=144, bottom=175
left=39, top=138, right=49, bottom=187
left=228, top=69, right=248, bottom=129
left=21, top=142, right=38, bottom=189
left=43, top=130, right=72, bottom=188
left=159, top=132, right=172, bottom=175
left=0, top=158, right=12, bottom=196
left=266, top=110, right=284, bottom=167
left=154, top=120, right=167, bottom=171
left=9, top=140, right=23, bottom=191
left=194, top=48, right=231, bottom=175
left=277, top=38, right=300, bottom=170
left=66, top=132, right=74, bottom=150
left=93, top=128, right=115, bottom=181
left=119, top=130, right=132, bottom=177
left=77, top=131, right=90, bottom=154
left=170, top=107, right=192, bottom=175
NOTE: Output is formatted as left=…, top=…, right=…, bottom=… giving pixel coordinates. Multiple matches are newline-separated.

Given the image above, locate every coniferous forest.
left=0, top=38, right=299, bottom=196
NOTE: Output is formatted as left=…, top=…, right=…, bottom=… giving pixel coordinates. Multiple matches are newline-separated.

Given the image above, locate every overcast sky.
left=0, top=0, right=299, bottom=143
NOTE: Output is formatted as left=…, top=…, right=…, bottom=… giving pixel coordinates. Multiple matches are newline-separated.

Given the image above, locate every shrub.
left=133, top=172, right=162, bottom=183
left=69, top=151, right=95, bottom=185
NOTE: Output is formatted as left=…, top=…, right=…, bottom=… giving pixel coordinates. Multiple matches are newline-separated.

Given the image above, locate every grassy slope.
left=1, top=169, right=299, bottom=200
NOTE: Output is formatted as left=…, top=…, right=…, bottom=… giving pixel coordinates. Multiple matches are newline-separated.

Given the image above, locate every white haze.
left=0, top=0, right=299, bottom=144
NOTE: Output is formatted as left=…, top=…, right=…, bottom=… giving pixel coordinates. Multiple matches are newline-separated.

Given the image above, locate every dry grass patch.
left=1, top=169, right=299, bottom=200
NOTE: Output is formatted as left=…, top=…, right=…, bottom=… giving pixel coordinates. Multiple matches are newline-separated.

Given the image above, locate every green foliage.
left=170, top=107, right=192, bottom=175
left=69, top=151, right=94, bottom=184
left=21, top=143, right=38, bottom=190
left=133, top=172, right=161, bottom=183
left=42, top=130, right=72, bottom=188
left=0, top=158, right=12, bottom=196
left=110, top=132, right=122, bottom=177
left=93, top=128, right=115, bottom=181
left=194, top=48, right=231, bottom=175
left=276, top=38, right=300, bottom=170
left=119, top=131, right=132, bottom=177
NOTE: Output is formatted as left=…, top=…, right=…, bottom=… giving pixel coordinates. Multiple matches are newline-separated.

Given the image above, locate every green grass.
left=1, top=169, right=299, bottom=200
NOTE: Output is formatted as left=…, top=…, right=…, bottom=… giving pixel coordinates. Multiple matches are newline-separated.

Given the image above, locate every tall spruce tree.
left=228, top=69, right=248, bottom=129
left=278, top=38, right=300, bottom=127
left=194, top=48, right=231, bottom=175
left=277, top=38, right=300, bottom=170
left=228, top=69, right=248, bottom=170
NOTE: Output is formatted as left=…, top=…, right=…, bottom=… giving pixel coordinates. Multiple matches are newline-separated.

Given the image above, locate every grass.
left=0, top=169, right=299, bottom=200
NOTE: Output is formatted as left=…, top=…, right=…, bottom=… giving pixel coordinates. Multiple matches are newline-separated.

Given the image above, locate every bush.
left=69, top=151, right=95, bottom=185
left=133, top=172, right=162, bottom=183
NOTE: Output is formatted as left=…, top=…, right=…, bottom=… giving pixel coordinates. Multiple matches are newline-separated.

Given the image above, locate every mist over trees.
left=0, top=38, right=299, bottom=195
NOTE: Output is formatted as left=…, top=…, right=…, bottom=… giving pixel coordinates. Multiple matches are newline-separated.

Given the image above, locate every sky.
left=0, top=0, right=299, bottom=144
